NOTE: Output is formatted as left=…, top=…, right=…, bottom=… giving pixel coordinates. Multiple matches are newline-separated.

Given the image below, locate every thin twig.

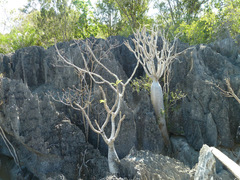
left=0, top=126, right=21, bottom=170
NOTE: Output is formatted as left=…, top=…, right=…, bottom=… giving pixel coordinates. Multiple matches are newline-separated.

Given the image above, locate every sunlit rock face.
left=0, top=36, right=239, bottom=179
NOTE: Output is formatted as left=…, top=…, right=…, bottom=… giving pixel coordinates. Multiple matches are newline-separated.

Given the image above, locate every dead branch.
left=51, top=38, right=139, bottom=174
left=125, top=26, right=184, bottom=149
left=210, top=78, right=240, bottom=104
left=0, top=126, right=21, bottom=170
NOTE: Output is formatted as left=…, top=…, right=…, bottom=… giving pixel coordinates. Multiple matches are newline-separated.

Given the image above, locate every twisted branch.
left=51, top=38, right=139, bottom=147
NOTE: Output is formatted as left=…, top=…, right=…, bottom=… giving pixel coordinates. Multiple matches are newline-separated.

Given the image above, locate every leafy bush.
left=131, top=75, right=152, bottom=94
left=0, top=13, right=40, bottom=53
left=175, top=0, right=240, bottom=45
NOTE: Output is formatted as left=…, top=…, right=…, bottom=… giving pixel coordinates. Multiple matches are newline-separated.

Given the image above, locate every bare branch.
left=211, top=78, right=240, bottom=104
left=54, top=43, right=115, bottom=90
left=225, top=78, right=240, bottom=104
left=74, top=102, right=101, bottom=134
left=124, top=26, right=180, bottom=81
left=112, top=114, right=125, bottom=142
left=99, top=86, right=111, bottom=113
left=84, top=40, right=120, bottom=82
left=125, top=26, right=186, bottom=150
left=0, top=126, right=21, bottom=170
left=51, top=38, right=139, bottom=174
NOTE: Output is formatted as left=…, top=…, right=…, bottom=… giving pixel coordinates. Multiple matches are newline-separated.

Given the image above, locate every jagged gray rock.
left=194, top=145, right=235, bottom=180
left=100, top=174, right=127, bottom=180
left=0, top=78, right=108, bottom=179
left=0, top=36, right=240, bottom=178
left=120, top=148, right=191, bottom=180
left=194, top=144, right=216, bottom=180
left=169, top=38, right=240, bottom=150
left=171, top=136, right=199, bottom=168
left=0, top=39, right=165, bottom=159
left=133, top=90, right=165, bottom=154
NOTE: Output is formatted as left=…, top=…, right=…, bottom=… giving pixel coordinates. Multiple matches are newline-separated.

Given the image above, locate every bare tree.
left=211, top=78, right=240, bottom=163
left=125, top=26, right=181, bottom=149
left=52, top=39, right=139, bottom=174
left=214, top=78, right=240, bottom=104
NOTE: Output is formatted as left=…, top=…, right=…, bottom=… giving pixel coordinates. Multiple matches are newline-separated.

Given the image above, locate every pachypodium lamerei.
left=53, top=39, right=139, bottom=174
left=125, top=26, right=180, bottom=149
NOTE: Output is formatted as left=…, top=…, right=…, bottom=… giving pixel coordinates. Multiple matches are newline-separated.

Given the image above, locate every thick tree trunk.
left=108, top=143, right=120, bottom=174
left=151, top=79, right=171, bottom=148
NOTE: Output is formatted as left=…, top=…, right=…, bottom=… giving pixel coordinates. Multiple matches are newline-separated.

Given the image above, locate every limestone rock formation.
left=193, top=145, right=235, bottom=180
left=171, top=136, right=199, bottom=168
left=194, top=144, right=216, bottom=180
left=120, top=148, right=191, bottom=180
left=169, top=38, right=240, bottom=150
left=0, top=78, right=108, bottom=179
left=0, top=35, right=239, bottom=179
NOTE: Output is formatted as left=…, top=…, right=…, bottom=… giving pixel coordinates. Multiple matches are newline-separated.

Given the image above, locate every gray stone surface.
left=132, top=90, right=165, bottom=154
left=120, top=148, right=191, bottom=180
left=0, top=36, right=240, bottom=178
left=194, top=145, right=236, bottom=180
left=0, top=78, right=108, bottom=179
left=169, top=38, right=240, bottom=150
left=194, top=144, right=216, bottom=180
left=171, top=136, right=199, bottom=168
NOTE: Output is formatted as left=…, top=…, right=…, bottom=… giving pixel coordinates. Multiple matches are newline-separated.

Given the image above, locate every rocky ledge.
left=0, top=35, right=239, bottom=179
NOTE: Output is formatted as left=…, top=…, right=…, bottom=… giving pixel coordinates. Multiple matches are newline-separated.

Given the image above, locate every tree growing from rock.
left=53, top=39, right=139, bottom=174
left=215, top=78, right=240, bottom=104
left=125, top=27, right=180, bottom=149
left=212, top=78, right=240, bottom=163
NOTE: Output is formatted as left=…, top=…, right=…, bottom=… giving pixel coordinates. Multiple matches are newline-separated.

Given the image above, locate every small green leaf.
left=116, top=80, right=122, bottom=85
left=160, top=109, right=165, bottom=115
left=100, top=99, right=106, bottom=103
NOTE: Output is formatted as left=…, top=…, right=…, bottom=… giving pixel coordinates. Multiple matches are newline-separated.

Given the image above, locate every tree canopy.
left=1, top=0, right=240, bottom=53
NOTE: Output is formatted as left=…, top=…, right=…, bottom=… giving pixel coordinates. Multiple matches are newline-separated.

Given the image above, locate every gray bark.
left=108, top=143, right=120, bottom=174
left=151, top=79, right=170, bottom=148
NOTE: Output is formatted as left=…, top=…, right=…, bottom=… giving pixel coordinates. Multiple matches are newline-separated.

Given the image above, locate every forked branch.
left=52, top=38, right=139, bottom=174
left=125, top=26, right=185, bottom=150
left=212, top=78, right=240, bottom=104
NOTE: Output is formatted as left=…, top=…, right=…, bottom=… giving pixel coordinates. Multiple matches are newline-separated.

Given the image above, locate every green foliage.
left=164, top=89, right=186, bottom=117
left=154, top=0, right=240, bottom=45
left=95, top=0, right=153, bottom=37
left=0, top=0, right=102, bottom=53
left=32, top=0, right=98, bottom=45
left=131, top=75, right=186, bottom=122
left=73, top=0, right=99, bottom=39
left=99, top=99, right=106, bottom=103
left=162, top=88, right=186, bottom=135
left=131, top=75, right=152, bottom=94
left=0, top=13, right=41, bottom=53
left=219, top=0, right=240, bottom=37
left=175, top=12, right=220, bottom=45
left=1, top=0, right=240, bottom=53
left=174, top=0, right=240, bottom=45
left=95, top=0, right=123, bottom=38
left=114, top=0, right=151, bottom=33
left=154, top=0, right=206, bottom=30
left=111, top=79, right=123, bottom=87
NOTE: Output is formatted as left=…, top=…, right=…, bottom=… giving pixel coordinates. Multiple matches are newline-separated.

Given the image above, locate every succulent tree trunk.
left=108, top=142, right=120, bottom=174
left=151, top=79, right=171, bottom=148
left=125, top=26, right=183, bottom=151
left=54, top=38, right=139, bottom=175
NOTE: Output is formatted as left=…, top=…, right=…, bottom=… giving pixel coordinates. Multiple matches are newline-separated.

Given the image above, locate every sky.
left=0, top=0, right=28, bottom=33
left=0, top=0, right=157, bottom=34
